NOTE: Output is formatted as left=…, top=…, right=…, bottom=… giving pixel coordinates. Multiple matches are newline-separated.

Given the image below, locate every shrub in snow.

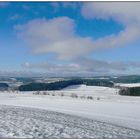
left=60, top=93, right=64, bottom=96
left=70, top=93, right=78, bottom=98
left=87, top=96, right=93, bottom=100
left=46, top=92, right=50, bottom=95
left=43, top=91, right=47, bottom=95
left=97, top=97, right=100, bottom=100
left=80, top=96, right=86, bottom=99
left=33, top=91, right=40, bottom=95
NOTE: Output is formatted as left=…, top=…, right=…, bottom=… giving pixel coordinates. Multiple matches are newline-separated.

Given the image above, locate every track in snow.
left=0, top=105, right=139, bottom=138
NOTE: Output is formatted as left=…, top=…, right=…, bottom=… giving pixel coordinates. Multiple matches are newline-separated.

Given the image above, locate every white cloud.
left=15, top=17, right=94, bottom=60
left=62, top=2, right=80, bottom=9
left=82, top=2, right=140, bottom=46
left=22, top=58, right=140, bottom=76
left=81, top=2, right=140, bottom=49
left=81, top=2, right=140, bottom=25
left=15, top=2, right=140, bottom=75
left=0, top=70, right=43, bottom=77
left=49, top=2, right=80, bottom=9
left=15, top=14, right=140, bottom=60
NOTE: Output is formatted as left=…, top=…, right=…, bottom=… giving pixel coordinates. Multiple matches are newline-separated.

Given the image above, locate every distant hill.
left=111, top=75, right=140, bottom=83
left=0, top=83, right=9, bottom=90
left=18, top=79, right=114, bottom=91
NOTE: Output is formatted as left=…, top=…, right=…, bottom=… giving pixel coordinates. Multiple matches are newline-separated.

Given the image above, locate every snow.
left=63, top=84, right=109, bottom=91
left=62, top=84, right=118, bottom=98
left=0, top=85, right=140, bottom=138
left=115, top=83, right=140, bottom=87
left=0, top=105, right=139, bottom=138
left=112, top=76, right=118, bottom=78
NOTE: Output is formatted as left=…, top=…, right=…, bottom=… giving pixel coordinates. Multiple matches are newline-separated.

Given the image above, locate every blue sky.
left=0, top=2, right=140, bottom=76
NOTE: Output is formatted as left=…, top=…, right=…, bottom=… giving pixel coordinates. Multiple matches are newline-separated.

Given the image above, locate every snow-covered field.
left=0, top=105, right=140, bottom=138
left=115, top=83, right=140, bottom=87
left=0, top=85, right=140, bottom=138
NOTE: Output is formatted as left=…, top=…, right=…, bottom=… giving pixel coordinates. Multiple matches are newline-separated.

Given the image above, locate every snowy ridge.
left=63, top=84, right=104, bottom=91
left=115, top=83, right=140, bottom=87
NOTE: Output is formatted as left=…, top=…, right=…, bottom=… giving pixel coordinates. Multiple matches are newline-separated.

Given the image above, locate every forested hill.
left=18, top=79, right=114, bottom=91
left=0, top=83, right=9, bottom=90
left=111, top=75, right=140, bottom=83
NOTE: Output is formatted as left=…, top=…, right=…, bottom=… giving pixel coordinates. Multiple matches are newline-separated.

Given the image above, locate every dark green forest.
left=19, top=79, right=114, bottom=91
left=119, top=87, right=140, bottom=96
left=0, top=83, right=9, bottom=90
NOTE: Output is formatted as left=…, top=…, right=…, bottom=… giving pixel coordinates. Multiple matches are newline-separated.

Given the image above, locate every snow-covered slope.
left=0, top=85, right=140, bottom=132
left=62, top=84, right=118, bottom=97
left=115, top=83, right=140, bottom=87
left=63, top=84, right=94, bottom=90
left=0, top=105, right=140, bottom=138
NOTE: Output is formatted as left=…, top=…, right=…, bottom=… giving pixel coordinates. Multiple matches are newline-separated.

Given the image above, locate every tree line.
left=119, top=87, right=140, bottom=96
left=18, top=79, right=114, bottom=91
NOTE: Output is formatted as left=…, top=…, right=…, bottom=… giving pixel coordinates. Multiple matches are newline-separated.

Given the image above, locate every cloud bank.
left=82, top=2, right=140, bottom=25
left=81, top=2, right=140, bottom=49
left=15, top=2, right=140, bottom=75
left=23, top=58, right=140, bottom=76
left=15, top=17, right=95, bottom=60
left=16, top=2, right=140, bottom=60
